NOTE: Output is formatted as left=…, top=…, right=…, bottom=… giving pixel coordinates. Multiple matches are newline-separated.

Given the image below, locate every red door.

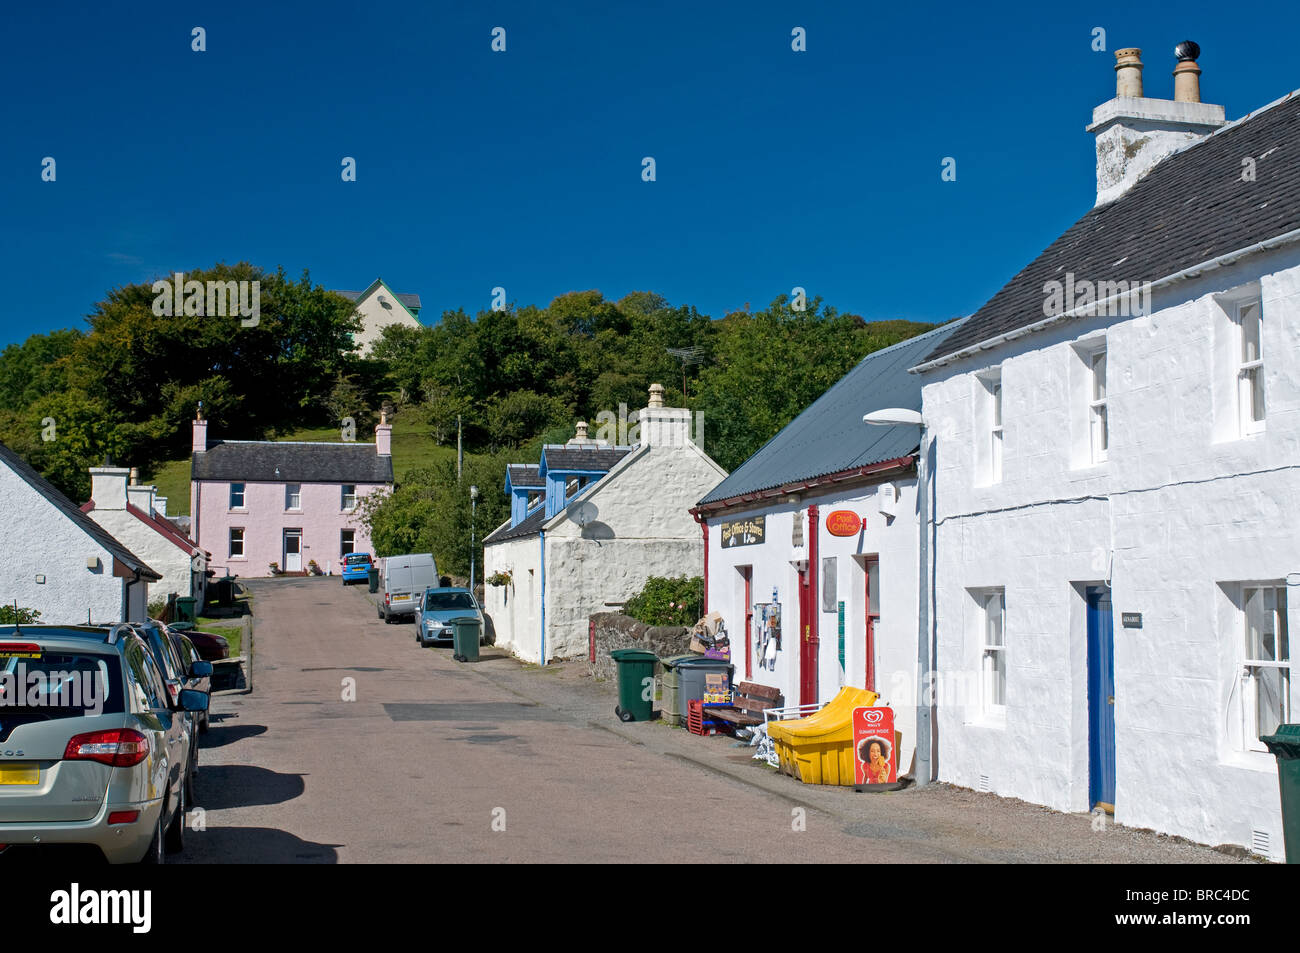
left=799, top=567, right=816, bottom=705
left=740, top=567, right=753, bottom=680
left=864, top=556, right=879, bottom=692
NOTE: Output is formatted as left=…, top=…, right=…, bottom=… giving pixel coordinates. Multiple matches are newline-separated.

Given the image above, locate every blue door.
left=1087, top=587, right=1116, bottom=811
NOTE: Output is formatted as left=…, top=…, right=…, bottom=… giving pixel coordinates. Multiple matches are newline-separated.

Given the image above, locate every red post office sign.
left=824, top=510, right=862, bottom=537
left=853, top=706, right=896, bottom=785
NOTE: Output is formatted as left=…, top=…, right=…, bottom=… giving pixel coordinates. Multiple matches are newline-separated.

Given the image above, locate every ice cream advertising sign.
left=853, top=706, right=896, bottom=785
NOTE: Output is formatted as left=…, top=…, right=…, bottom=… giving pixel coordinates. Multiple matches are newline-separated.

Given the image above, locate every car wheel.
left=165, top=787, right=185, bottom=854
left=199, top=711, right=209, bottom=734
left=142, top=803, right=166, bottom=864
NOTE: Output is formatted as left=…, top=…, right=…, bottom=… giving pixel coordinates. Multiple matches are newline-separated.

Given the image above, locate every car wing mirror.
left=178, top=688, right=210, bottom=713
left=190, top=660, right=213, bottom=678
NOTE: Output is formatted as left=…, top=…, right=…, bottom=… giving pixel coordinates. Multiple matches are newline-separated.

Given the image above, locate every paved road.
left=179, top=577, right=1244, bottom=864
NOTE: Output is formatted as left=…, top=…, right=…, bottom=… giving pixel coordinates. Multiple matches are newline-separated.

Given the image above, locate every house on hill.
left=333, top=278, right=423, bottom=354
left=0, top=443, right=159, bottom=623
left=913, top=44, right=1300, bottom=859
left=189, top=411, right=393, bottom=578
left=483, top=385, right=727, bottom=664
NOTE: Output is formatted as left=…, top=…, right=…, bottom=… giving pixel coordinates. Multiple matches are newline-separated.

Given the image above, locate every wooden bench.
left=709, top=682, right=784, bottom=728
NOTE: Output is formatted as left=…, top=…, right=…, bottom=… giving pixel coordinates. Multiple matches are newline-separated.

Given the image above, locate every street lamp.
left=469, top=484, right=479, bottom=595
left=864, top=407, right=934, bottom=788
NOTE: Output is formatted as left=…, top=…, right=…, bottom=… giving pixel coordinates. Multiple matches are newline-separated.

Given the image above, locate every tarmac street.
left=178, top=577, right=1246, bottom=864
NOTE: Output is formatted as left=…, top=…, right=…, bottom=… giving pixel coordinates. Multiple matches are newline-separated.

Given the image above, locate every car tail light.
left=64, top=729, right=150, bottom=767
left=385, top=593, right=391, bottom=604
left=107, top=811, right=140, bottom=825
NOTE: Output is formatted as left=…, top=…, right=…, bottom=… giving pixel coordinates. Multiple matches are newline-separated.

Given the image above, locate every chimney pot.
left=129, top=467, right=139, bottom=486
left=574, top=420, right=589, bottom=441
left=1173, top=40, right=1203, bottom=103
left=648, top=383, right=665, bottom=408
left=1114, top=48, right=1144, bottom=98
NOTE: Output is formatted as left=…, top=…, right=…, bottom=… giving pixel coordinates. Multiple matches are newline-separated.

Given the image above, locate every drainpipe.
left=917, top=435, right=933, bottom=787
left=539, top=529, right=546, bottom=666
left=808, top=505, right=819, bottom=703
left=698, top=515, right=709, bottom=614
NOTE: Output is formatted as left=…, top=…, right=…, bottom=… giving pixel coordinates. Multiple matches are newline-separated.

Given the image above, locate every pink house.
left=189, top=412, right=393, bottom=577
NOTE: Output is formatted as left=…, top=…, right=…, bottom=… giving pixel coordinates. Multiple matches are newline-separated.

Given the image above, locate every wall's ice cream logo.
left=152, top=272, right=260, bottom=326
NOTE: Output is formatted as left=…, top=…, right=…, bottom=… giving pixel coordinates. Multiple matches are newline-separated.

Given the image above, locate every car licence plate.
left=0, top=764, right=39, bottom=785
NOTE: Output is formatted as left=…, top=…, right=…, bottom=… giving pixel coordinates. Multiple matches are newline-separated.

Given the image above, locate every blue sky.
left=2, top=0, right=1297, bottom=347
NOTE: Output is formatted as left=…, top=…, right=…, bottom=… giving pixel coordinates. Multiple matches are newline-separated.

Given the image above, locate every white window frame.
left=229, top=527, right=245, bottom=559
left=981, top=589, right=1007, bottom=717
left=286, top=483, right=302, bottom=511
left=229, top=482, right=245, bottom=509
left=1240, top=584, right=1290, bottom=753
left=341, top=484, right=357, bottom=511
left=1089, top=347, right=1108, bottom=464
left=976, top=369, right=1003, bottom=485
left=1235, top=299, right=1264, bottom=436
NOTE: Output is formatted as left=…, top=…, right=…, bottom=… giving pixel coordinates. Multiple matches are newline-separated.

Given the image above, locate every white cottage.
left=913, top=44, right=1299, bottom=859
left=0, top=444, right=160, bottom=624
left=695, top=322, right=965, bottom=775
left=483, top=385, right=727, bottom=664
left=83, top=466, right=209, bottom=604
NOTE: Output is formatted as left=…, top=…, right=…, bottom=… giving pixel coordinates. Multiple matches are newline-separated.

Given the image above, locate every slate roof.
left=192, top=441, right=394, bottom=484
left=0, top=443, right=161, bottom=580
left=541, top=446, right=630, bottom=473
left=924, top=89, right=1300, bottom=365
left=697, top=321, right=967, bottom=508
left=506, top=464, right=544, bottom=489
left=482, top=505, right=548, bottom=544
left=334, top=288, right=422, bottom=312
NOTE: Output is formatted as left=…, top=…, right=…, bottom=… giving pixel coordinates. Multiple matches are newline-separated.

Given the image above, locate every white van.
left=379, top=553, right=439, bottom=622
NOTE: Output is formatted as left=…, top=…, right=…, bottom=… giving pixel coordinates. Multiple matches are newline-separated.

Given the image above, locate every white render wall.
left=484, top=442, right=726, bottom=664
left=350, top=287, right=421, bottom=355
left=88, top=509, right=193, bottom=602
left=705, top=477, right=921, bottom=773
left=0, top=468, right=144, bottom=625
left=921, top=248, right=1300, bottom=860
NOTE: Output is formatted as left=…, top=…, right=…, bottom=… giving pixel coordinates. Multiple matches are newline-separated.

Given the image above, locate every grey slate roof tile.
left=541, top=446, right=630, bottom=472
left=192, top=441, right=394, bottom=484
left=925, top=90, right=1300, bottom=364
left=506, top=464, right=544, bottom=489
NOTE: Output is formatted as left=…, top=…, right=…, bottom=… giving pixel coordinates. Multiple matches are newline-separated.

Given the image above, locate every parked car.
left=181, top=628, right=230, bottom=664
left=341, top=552, right=372, bottom=585
left=414, top=588, right=484, bottom=647
left=167, top=632, right=213, bottom=733
left=379, top=553, right=438, bottom=623
left=0, top=624, right=208, bottom=864
left=135, top=621, right=202, bottom=798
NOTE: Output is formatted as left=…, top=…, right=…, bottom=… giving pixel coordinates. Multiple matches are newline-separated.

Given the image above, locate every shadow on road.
left=200, top=722, right=268, bottom=748
left=176, top=827, right=341, bottom=864
left=195, top=764, right=306, bottom=810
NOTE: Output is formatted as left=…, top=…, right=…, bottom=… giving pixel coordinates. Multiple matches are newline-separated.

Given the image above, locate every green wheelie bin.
left=1263, top=724, right=1300, bottom=863
left=452, top=617, right=481, bottom=663
left=609, top=648, right=658, bottom=723
left=367, top=566, right=379, bottom=593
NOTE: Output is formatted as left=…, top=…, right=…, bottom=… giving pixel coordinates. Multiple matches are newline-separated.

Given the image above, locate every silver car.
left=0, top=625, right=209, bottom=864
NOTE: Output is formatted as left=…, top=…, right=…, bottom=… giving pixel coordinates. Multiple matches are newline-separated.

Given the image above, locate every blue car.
left=413, top=588, right=484, bottom=647
left=341, top=552, right=372, bottom=585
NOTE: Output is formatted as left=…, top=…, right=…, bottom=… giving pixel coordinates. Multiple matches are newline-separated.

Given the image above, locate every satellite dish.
left=566, top=499, right=597, bottom=528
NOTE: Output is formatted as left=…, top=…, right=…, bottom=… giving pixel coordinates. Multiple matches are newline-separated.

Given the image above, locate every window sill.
left=965, top=711, right=1007, bottom=730
left=228, top=556, right=247, bottom=561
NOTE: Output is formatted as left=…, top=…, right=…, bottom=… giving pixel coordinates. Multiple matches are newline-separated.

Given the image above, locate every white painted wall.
left=921, top=247, right=1300, bottom=860
left=349, top=285, right=421, bottom=355
left=88, top=509, right=194, bottom=602
left=0, top=467, right=145, bottom=625
left=485, top=441, right=726, bottom=663
left=705, top=477, right=921, bottom=773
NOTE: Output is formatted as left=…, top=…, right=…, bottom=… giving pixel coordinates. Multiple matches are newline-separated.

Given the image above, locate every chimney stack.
left=127, top=482, right=156, bottom=514
left=89, top=466, right=130, bottom=511
left=192, top=408, right=208, bottom=455
left=1087, top=41, right=1224, bottom=206
left=375, top=409, right=392, bottom=457
left=638, top=383, right=693, bottom=449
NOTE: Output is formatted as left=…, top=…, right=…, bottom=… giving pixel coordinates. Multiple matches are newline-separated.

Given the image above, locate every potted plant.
left=268, top=561, right=282, bottom=575
left=308, top=559, right=322, bottom=575
left=487, top=570, right=513, bottom=588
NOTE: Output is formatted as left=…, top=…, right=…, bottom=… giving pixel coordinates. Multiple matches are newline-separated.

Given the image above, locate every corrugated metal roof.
left=698, top=320, right=967, bottom=506
left=924, top=90, right=1300, bottom=365
left=0, top=443, right=161, bottom=579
